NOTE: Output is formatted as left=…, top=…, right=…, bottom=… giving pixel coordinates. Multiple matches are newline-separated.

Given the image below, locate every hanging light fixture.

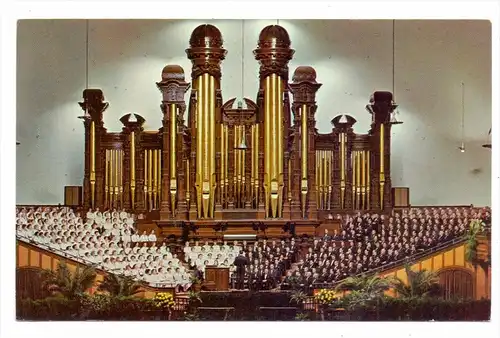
left=482, top=128, right=492, bottom=149
left=79, top=19, right=91, bottom=120
left=458, top=82, right=466, bottom=153
left=235, top=19, right=248, bottom=151
left=390, top=19, right=403, bottom=125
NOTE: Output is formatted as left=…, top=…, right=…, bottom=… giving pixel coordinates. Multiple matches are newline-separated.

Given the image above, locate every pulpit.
left=205, top=266, right=230, bottom=291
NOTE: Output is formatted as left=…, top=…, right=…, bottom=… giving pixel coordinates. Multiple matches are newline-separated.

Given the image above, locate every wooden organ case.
left=78, top=24, right=401, bottom=238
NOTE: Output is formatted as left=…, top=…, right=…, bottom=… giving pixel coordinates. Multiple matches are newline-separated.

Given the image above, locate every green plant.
left=335, top=274, right=394, bottom=295
left=294, top=312, right=310, bottom=321
left=97, top=273, right=143, bottom=297
left=289, top=290, right=307, bottom=305
left=188, top=291, right=202, bottom=304
left=190, top=275, right=201, bottom=285
left=334, top=274, right=394, bottom=312
left=465, top=219, right=484, bottom=264
left=41, top=262, right=96, bottom=300
left=392, top=263, right=440, bottom=298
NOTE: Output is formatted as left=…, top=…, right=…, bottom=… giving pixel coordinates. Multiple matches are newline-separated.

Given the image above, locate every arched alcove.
left=437, top=266, right=474, bottom=300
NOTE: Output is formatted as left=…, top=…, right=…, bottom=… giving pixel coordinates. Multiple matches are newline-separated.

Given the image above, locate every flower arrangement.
left=314, top=289, right=337, bottom=305
left=152, top=292, right=176, bottom=310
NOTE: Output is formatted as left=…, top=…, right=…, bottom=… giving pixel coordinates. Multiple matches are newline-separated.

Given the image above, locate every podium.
left=205, top=266, right=230, bottom=291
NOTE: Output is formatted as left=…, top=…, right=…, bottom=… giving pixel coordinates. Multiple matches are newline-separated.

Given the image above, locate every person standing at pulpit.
left=234, top=250, right=249, bottom=290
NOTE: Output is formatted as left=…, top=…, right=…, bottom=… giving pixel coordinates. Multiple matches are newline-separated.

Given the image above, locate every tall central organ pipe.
left=186, top=24, right=227, bottom=219
left=254, top=25, right=294, bottom=218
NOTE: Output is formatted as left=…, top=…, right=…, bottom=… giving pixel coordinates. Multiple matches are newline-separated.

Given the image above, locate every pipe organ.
left=79, top=24, right=400, bottom=231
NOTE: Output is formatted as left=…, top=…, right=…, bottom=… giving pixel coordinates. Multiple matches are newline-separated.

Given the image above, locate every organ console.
left=78, top=24, right=400, bottom=236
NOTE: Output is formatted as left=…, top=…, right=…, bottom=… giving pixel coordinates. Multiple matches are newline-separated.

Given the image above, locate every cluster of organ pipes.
left=352, top=150, right=371, bottom=210
left=233, top=125, right=248, bottom=208
left=104, top=149, right=124, bottom=209
left=80, top=23, right=399, bottom=218
left=316, top=150, right=333, bottom=210
left=143, top=149, right=162, bottom=211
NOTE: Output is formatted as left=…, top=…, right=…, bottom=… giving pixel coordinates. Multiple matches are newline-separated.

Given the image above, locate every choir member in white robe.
left=139, top=231, right=149, bottom=242
left=183, top=242, right=192, bottom=255
left=131, top=232, right=140, bottom=243
left=139, top=243, right=149, bottom=254
left=148, top=230, right=157, bottom=242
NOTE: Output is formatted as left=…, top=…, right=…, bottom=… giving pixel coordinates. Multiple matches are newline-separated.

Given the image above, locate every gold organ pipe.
left=318, top=151, right=322, bottom=209
left=277, top=76, right=283, bottom=217
left=234, top=125, right=238, bottom=205
left=170, top=103, right=177, bottom=213
left=356, top=151, right=361, bottom=209
left=315, top=151, right=319, bottom=207
left=109, top=149, right=114, bottom=207
left=271, top=74, right=278, bottom=217
left=287, top=156, right=292, bottom=202
left=352, top=151, right=356, bottom=207
left=252, top=124, right=259, bottom=207
left=90, top=121, right=95, bottom=208
left=153, top=148, right=158, bottom=209
left=367, top=150, right=371, bottom=209
left=250, top=125, right=255, bottom=205
left=209, top=75, right=215, bottom=215
left=119, top=150, right=123, bottom=208
left=361, top=151, right=366, bottom=210
left=328, top=151, right=333, bottom=210
left=144, top=148, right=148, bottom=208
left=105, top=150, right=109, bottom=208
left=196, top=77, right=202, bottom=218
left=325, top=151, right=328, bottom=210
left=130, top=132, right=136, bottom=209
left=202, top=74, right=209, bottom=217
left=186, top=158, right=190, bottom=202
left=221, top=122, right=226, bottom=206
left=224, top=125, right=229, bottom=204
left=380, top=124, right=385, bottom=208
left=264, top=76, right=271, bottom=216
left=239, top=126, right=243, bottom=206
left=114, top=149, right=118, bottom=206
left=148, top=149, right=153, bottom=210
left=158, top=148, right=161, bottom=208
left=340, top=133, right=346, bottom=208
left=240, top=125, right=247, bottom=208
left=301, top=104, right=308, bottom=217
left=109, top=149, right=113, bottom=208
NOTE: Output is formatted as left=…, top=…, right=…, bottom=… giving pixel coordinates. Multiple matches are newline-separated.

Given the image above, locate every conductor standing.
left=234, top=250, right=249, bottom=290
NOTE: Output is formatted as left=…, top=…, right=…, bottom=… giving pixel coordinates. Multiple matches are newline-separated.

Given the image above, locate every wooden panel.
left=395, top=268, right=407, bottom=284
left=41, top=254, right=52, bottom=270
left=29, top=250, right=40, bottom=268
left=52, top=258, right=60, bottom=271
left=18, top=246, right=29, bottom=267
left=67, top=262, right=77, bottom=274
left=392, top=187, right=410, bottom=207
left=433, top=255, right=443, bottom=271
left=454, top=245, right=465, bottom=267
left=64, top=186, right=82, bottom=206
left=411, top=263, right=420, bottom=272
left=421, top=258, right=432, bottom=272
left=444, top=250, right=454, bottom=266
